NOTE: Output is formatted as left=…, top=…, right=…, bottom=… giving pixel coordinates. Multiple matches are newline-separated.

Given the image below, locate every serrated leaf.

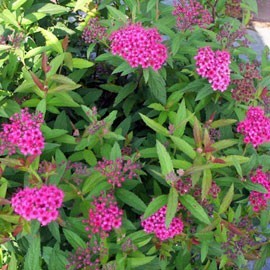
left=116, top=189, right=146, bottom=212
left=63, top=229, right=86, bottom=250
left=166, top=187, right=178, bottom=228
left=171, top=136, right=196, bottom=159
left=106, top=5, right=128, bottom=22
left=148, top=69, right=166, bottom=104
left=179, top=194, right=211, bottom=224
left=24, top=234, right=41, bottom=270
left=143, top=195, right=168, bottom=219
left=156, top=140, right=173, bottom=176
left=72, top=58, right=94, bottom=69
left=140, top=114, right=169, bottom=136
left=210, top=119, right=237, bottom=128
left=38, top=27, right=63, bottom=54
left=202, top=169, right=212, bottom=201
left=110, top=142, right=122, bottom=160
left=219, top=184, right=234, bottom=214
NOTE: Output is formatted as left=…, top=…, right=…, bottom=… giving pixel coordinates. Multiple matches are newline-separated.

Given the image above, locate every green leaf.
left=148, top=69, right=166, bottom=104
left=48, top=222, right=61, bottom=242
left=106, top=5, right=128, bottom=22
left=219, top=184, right=234, bottom=214
left=11, top=0, right=27, bottom=10
left=143, top=195, right=168, bottom=219
left=202, top=169, right=212, bottom=201
left=37, top=4, right=69, bottom=15
left=0, top=178, right=8, bottom=198
left=74, top=0, right=92, bottom=12
left=128, top=256, right=156, bottom=268
left=8, top=252, right=17, bottom=269
left=147, top=0, right=156, bottom=12
left=165, top=187, right=178, bottom=228
left=171, top=136, right=196, bottom=159
left=201, top=242, right=208, bottom=262
left=114, top=82, right=136, bottom=107
left=210, top=119, right=237, bottom=129
left=212, top=140, right=238, bottom=151
left=179, top=194, right=211, bottom=224
left=24, top=234, right=41, bottom=270
left=82, top=172, right=106, bottom=195
left=116, top=189, right=147, bottom=212
left=110, top=142, right=122, bottom=160
left=83, top=150, right=97, bottom=166
left=231, top=156, right=243, bottom=178
left=0, top=9, right=20, bottom=29
left=140, top=114, right=169, bottom=136
left=63, top=229, right=86, bottom=250
left=38, top=27, right=63, bottom=54
left=173, top=99, right=186, bottom=137
left=156, top=140, right=173, bottom=176
left=72, top=58, right=94, bottom=69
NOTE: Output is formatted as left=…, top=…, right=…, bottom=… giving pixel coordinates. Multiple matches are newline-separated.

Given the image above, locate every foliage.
left=0, top=0, right=270, bottom=269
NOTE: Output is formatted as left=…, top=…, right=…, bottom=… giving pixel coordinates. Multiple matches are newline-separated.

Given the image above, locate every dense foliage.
left=0, top=0, right=270, bottom=269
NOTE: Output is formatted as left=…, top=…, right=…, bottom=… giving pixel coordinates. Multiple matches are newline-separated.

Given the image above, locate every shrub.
left=0, top=0, right=269, bottom=269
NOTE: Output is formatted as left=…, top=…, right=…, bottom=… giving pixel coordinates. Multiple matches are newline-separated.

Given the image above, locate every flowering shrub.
left=0, top=0, right=269, bottom=270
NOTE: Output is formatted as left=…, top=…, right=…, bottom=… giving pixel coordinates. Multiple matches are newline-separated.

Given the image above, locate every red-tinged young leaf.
left=62, top=35, right=69, bottom=51
left=30, top=72, right=45, bottom=91
left=193, top=118, right=202, bottom=147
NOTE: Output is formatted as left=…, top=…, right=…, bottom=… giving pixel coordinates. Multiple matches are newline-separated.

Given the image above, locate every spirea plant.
left=0, top=0, right=269, bottom=269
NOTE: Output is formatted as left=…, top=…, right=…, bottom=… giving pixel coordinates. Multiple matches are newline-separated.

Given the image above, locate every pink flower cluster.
left=194, top=46, right=231, bottom=92
left=249, top=169, right=270, bottom=212
left=0, top=108, right=44, bottom=156
left=85, top=193, right=123, bottom=238
left=237, top=106, right=270, bottom=147
left=172, top=0, right=212, bottom=31
left=141, top=206, right=184, bottom=241
left=109, top=23, right=167, bottom=70
left=82, top=17, right=107, bottom=44
left=95, top=157, right=139, bottom=188
left=67, top=242, right=100, bottom=270
left=11, top=185, right=64, bottom=226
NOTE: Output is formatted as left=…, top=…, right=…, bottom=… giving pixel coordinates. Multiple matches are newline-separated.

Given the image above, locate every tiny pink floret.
left=11, top=185, right=64, bottom=226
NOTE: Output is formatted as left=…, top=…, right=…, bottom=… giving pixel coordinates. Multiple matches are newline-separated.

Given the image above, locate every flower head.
left=237, top=106, right=270, bottom=147
left=0, top=108, right=44, bottom=156
left=109, top=23, right=167, bottom=70
left=249, top=169, right=270, bottom=212
left=172, top=0, right=212, bottom=31
left=82, top=17, right=107, bottom=44
left=195, top=46, right=231, bottom=92
left=141, top=205, right=184, bottom=241
left=11, top=185, right=64, bottom=226
left=85, top=193, right=123, bottom=238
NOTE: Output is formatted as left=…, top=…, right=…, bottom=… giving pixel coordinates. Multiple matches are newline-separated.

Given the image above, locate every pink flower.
left=109, top=23, right=167, bottom=70
left=237, top=106, right=270, bottom=147
left=82, top=17, right=107, bottom=44
left=11, top=185, right=64, bottom=226
left=0, top=108, right=44, bottom=156
left=172, top=0, right=212, bottom=31
left=249, top=169, right=270, bottom=212
left=85, top=193, right=123, bottom=238
left=95, top=157, right=139, bottom=188
left=194, top=46, right=231, bottom=92
left=141, top=206, right=184, bottom=241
